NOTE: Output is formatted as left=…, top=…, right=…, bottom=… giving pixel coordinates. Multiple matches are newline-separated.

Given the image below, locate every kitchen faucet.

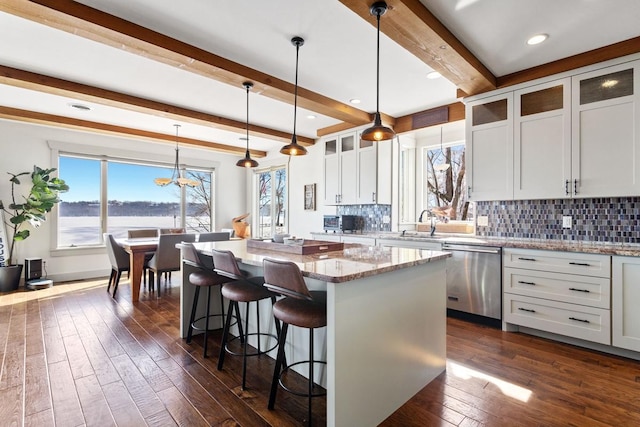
left=430, top=215, right=436, bottom=236
left=418, top=209, right=429, bottom=223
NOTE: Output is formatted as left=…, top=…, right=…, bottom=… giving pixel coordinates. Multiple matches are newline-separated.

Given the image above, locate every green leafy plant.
left=0, top=166, right=69, bottom=266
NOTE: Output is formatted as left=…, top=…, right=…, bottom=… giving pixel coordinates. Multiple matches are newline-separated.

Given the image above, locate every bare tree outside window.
left=257, top=167, right=287, bottom=238
left=425, top=144, right=471, bottom=221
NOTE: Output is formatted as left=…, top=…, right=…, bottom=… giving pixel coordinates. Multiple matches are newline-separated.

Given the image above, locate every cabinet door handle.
left=518, top=257, right=536, bottom=261
left=518, top=307, right=536, bottom=313
left=569, top=262, right=591, bottom=267
left=569, top=287, right=591, bottom=293
left=574, top=179, right=578, bottom=195
left=569, top=317, right=590, bottom=324
left=518, top=280, right=536, bottom=286
left=447, top=296, right=459, bottom=301
left=468, top=186, right=471, bottom=198
left=565, top=179, right=570, bottom=196
left=372, top=192, right=376, bottom=202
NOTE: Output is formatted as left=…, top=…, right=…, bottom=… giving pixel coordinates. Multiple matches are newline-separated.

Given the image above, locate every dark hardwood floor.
left=0, top=277, right=639, bottom=426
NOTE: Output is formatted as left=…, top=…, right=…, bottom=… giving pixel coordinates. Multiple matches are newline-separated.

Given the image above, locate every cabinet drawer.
left=504, top=294, right=611, bottom=345
left=504, top=248, right=610, bottom=278
left=341, top=236, right=376, bottom=245
left=504, top=267, right=610, bottom=309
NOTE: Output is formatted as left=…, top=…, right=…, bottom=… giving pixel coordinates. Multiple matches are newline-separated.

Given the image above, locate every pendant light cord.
left=375, top=10, right=381, bottom=116
left=292, top=40, right=300, bottom=140
left=174, top=124, right=180, bottom=179
left=246, top=84, right=250, bottom=152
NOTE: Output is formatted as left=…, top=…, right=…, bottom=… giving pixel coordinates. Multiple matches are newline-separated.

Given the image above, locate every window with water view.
left=57, top=155, right=214, bottom=247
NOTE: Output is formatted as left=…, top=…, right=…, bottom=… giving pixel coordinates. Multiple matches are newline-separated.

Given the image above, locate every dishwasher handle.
left=442, top=244, right=501, bottom=255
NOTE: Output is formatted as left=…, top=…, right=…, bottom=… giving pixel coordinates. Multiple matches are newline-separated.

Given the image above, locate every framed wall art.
left=304, top=183, right=316, bottom=211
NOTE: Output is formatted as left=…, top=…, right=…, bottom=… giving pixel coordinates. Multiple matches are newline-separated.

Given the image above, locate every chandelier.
left=154, top=124, right=200, bottom=187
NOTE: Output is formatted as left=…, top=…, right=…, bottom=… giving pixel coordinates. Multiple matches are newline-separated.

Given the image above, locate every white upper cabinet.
left=571, top=60, right=640, bottom=198
left=466, top=92, right=514, bottom=201
left=466, top=57, right=640, bottom=201
left=323, top=130, right=392, bottom=206
left=514, top=78, right=572, bottom=199
left=323, top=136, right=340, bottom=205
left=357, top=136, right=378, bottom=204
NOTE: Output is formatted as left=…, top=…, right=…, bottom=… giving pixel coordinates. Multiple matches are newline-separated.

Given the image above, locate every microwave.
left=323, top=215, right=341, bottom=232
left=340, top=215, right=359, bottom=232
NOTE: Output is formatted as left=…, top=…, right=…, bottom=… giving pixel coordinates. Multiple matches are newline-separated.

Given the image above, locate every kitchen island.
left=180, top=239, right=450, bottom=427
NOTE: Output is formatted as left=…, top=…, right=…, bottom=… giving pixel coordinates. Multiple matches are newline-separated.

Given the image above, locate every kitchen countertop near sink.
left=311, top=231, right=640, bottom=256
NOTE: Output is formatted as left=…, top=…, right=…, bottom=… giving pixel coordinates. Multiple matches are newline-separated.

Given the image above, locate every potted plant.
left=0, top=166, right=69, bottom=292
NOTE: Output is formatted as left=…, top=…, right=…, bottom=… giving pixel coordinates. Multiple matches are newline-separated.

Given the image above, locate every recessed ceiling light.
left=527, top=34, right=548, bottom=45
left=349, top=98, right=361, bottom=104
left=307, top=114, right=317, bottom=119
left=427, top=71, right=442, bottom=79
left=69, top=103, right=91, bottom=111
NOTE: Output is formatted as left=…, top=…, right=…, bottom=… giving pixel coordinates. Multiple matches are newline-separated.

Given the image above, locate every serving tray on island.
left=247, top=238, right=344, bottom=255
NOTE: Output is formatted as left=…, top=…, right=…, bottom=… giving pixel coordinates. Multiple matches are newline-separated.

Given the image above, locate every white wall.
left=0, top=119, right=247, bottom=281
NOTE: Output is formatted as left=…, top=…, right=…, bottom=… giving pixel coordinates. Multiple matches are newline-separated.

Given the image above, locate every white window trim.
left=49, top=140, right=217, bottom=255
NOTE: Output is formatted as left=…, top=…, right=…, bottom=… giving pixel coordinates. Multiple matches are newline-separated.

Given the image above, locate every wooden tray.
left=247, top=239, right=344, bottom=255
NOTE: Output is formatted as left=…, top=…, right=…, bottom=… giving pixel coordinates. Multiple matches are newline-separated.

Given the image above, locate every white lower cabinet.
left=503, top=248, right=611, bottom=345
left=612, top=256, right=640, bottom=352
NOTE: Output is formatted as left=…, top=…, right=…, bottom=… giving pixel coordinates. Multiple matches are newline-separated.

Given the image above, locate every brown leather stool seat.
left=212, top=249, right=282, bottom=390
left=263, top=258, right=327, bottom=427
left=182, top=243, right=236, bottom=358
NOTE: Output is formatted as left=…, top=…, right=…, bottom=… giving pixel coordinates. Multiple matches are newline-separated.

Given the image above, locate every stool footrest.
left=278, top=360, right=327, bottom=398
left=224, top=332, right=278, bottom=357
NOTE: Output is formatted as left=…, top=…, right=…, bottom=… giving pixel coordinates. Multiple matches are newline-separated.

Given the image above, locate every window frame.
left=253, top=164, right=288, bottom=239
left=49, top=140, right=217, bottom=255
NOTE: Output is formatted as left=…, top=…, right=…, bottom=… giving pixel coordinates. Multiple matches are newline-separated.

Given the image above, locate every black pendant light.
left=236, top=81, right=259, bottom=168
left=361, top=1, right=396, bottom=142
left=280, top=36, right=308, bottom=156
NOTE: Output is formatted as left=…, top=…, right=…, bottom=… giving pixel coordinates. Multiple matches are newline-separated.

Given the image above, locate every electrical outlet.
left=562, top=216, right=572, bottom=229
left=477, top=215, right=489, bottom=226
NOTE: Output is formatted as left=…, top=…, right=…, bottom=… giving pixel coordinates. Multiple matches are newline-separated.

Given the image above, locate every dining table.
left=119, top=237, right=158, bottom=302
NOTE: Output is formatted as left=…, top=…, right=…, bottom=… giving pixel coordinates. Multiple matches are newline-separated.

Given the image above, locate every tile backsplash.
left=337, top=205, right=392, bottom=232
left=476, top=197, right=640, bottom=244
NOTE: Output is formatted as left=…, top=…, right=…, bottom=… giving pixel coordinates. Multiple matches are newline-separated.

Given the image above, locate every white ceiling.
left=0, top=0, right=639, bottom=155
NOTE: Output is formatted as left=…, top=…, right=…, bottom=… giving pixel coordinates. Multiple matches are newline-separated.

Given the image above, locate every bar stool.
left=182, top=243, right=236, bottom=358
left=263, top=258, right=327, bottom=427
left=211, top=249, right=282, bottom=390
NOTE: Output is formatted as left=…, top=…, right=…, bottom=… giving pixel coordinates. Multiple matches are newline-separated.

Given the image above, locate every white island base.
left=327, top=260, right=446, bottom=426
left=180, top=241, right=447, bottom=426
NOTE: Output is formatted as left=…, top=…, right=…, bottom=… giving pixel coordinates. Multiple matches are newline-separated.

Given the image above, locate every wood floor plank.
left=0, top=303, right=25, bottom=391
left=24, top=408, right=54, bottom=427
left=109, top=352, right=167, bottom=419
left=101, top=380, right=147, bottom=426
left=63, top=333, right=95, bottom=380
left=24, top=353, right=52, bottom=417
left=75, top=374, right=116, bottom=427
left=0, top=385, right=22, bottom=427
left=156, top=385, right=210, bottom=427
left=48, top=360, right=84, bottom=427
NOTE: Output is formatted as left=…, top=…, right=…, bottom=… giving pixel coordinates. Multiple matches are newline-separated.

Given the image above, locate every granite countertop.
left=192, top=239, right=450, bottom=283
left=310, top=231, right=640, bottom=256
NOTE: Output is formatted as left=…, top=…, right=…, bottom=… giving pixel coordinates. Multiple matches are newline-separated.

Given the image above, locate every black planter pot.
left=0, top=264, right=23, bottom=292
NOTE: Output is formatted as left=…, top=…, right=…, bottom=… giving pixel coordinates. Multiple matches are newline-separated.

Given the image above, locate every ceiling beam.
left=0, top=65, right=314, bottom=146
left=497, top=36, right=640, bottom=89
left=1, top=0, right=373, bottom=126
left=0, top=106, right=267, bottom=157
left=339, top=0, right=496, bottom=96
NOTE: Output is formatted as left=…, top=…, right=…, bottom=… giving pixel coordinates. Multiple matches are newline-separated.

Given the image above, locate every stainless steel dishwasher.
left=442, top=242, right=502, bottom=320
